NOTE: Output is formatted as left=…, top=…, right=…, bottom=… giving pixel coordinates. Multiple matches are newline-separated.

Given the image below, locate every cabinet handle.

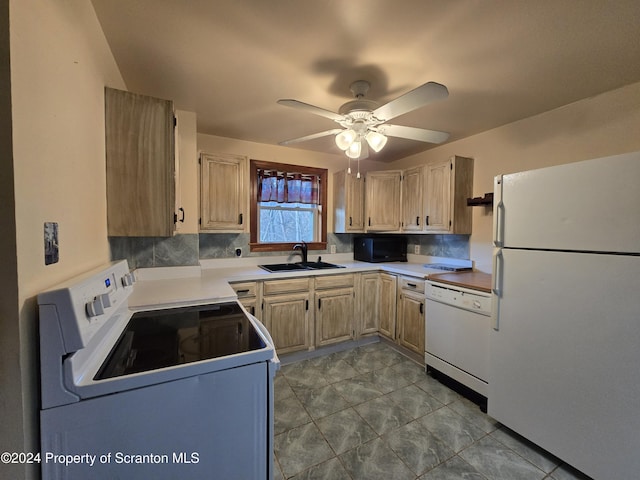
left=250, top=306, right=255, bottom=315
left=238, top=213, right=243, bottom=225
left=368, top=217, right=371, bottom=226
left=416, top=216, right=420, bottom=226
left=425, top=215, right=429, bottom=226
left=349, top=216, right=352, bottom=226
left=236, top=289, right=249, bottom=294
left=305, top=300, right=309, bottom=311
left=420, top=303, right=424, bottom=314
left=318, top=298, right=322, bottom=309
left=174, top=207, right=185, bottom=224
left=407, top=283, right=417, bottom=288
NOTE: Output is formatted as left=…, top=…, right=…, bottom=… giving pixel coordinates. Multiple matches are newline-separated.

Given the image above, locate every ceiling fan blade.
left=277, top=99, right=344, bottom=121
left=379, top=124, right=450, bottom=144
left=278, top=128, right=344, bottom=146
left=372, top=82, right=449, bottom=122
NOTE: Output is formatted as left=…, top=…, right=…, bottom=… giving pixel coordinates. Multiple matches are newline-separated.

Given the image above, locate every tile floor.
left=273, top=341, right=592, bottom=480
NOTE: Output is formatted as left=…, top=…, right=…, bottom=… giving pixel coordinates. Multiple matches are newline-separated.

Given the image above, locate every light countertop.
left=128, top=254, right=481, bottom=309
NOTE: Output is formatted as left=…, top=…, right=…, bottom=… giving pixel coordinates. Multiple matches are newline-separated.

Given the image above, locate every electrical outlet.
left=330, top=244, right=336, bottom=254
left=414, top=245, right=420, bottom=255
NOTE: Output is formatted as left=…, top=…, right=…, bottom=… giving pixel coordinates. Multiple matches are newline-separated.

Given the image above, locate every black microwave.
left=353, top=236, right=407, bottom=263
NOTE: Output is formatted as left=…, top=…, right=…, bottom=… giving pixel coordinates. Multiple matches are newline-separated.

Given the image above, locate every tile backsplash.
left=110, top=233, right=469, bottom=270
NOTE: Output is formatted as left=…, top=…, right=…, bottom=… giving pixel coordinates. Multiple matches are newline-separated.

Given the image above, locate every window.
left=250, top=159, right=327, bottom=252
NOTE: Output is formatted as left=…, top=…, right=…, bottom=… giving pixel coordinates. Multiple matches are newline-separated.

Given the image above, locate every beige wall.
left=175, top=110, right=199, bottom=233
left=7, top=0, right=125, bottom=477
left=197, top=133, right=389, bottom=231
left=388, top=82, right=640, bottom=272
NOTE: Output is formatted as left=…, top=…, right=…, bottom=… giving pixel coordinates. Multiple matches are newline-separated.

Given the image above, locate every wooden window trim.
left=250, top=159, right=327, bottom=252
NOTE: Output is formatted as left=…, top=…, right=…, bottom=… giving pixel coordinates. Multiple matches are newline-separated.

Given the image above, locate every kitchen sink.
left=301, top=261, right=345, bottom=270
left=258, top=261, right=344, bottom=273
left=258, top=263, right=309, bottom=272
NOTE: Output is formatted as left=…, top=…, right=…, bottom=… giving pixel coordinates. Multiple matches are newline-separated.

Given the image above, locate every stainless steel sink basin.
left=258, top=261, right=344, bottom=273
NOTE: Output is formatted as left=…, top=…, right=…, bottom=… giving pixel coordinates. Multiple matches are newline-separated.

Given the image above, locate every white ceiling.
left=91, top=0, right=640, bottom=162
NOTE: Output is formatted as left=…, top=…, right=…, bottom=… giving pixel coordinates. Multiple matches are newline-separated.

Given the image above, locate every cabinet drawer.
left=230, top=281, right=257, bottom=298
left=400, top=277, right=425, bottom=293
left=315, top=274, right=355, bottom=290
left=263, top=277, right=311, bottom=296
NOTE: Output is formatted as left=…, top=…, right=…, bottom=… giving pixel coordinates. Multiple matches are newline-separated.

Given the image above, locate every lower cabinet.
left=397, top=277, right=426, bottom=354
left=315, top=274, right=355, bottom=347
left=378, top=273, right=398, bottom=340
left=230, top=281, right=260, bottom=319
left=262, top=278, right=312, bottom=354
left=244, top=271, right=423, bottom=357
left=360, top=273, right=380, bottom=335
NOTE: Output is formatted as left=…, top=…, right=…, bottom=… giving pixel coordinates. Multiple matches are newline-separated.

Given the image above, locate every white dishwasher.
left=425, top=280, right=492, bottom=399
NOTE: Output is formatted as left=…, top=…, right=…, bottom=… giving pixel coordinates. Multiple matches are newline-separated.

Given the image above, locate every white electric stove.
left=38, top=260, right=279, bottom=480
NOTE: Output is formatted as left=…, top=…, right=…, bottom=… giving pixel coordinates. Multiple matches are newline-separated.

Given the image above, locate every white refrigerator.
left=490, top=151, right=640, bottom=480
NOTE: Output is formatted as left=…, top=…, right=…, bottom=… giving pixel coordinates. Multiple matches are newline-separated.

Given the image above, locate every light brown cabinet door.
left=378, top=273, right=397, bottom=339
left=105, top=87, right=175, bottom=237
left=200, top=152, right=247, bottom=231
left=401, top=166, right=424, bottom=232
left=262, top=292, right=310, bottom=354
left=424, top=160, right=451, bottom=232
left=360, top=273, right=379, bottom=335
left=398, top=289, right=425, bottom=354
left=365, top=171, right=401, bottom=231
left=334, top=170, right=366, bottom=233
left=315, top=288, right=354, bottom=347
left=424, top=156, right=474, bottom=234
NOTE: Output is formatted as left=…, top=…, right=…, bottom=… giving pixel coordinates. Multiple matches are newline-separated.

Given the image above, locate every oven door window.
left=95, top=302, right=264, bottom=380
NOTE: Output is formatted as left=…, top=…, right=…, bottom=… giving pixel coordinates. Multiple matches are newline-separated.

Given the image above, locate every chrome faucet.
left=293, top=241, right=308, bottom=264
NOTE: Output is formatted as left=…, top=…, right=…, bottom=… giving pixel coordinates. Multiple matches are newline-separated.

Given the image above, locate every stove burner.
left=95, top=302, right=264, bottom=380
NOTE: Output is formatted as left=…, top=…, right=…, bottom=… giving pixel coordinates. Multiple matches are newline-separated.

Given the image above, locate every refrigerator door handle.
left=492, top=248, right=503, bottom=331
left=493, top=175, right=505, bottom=247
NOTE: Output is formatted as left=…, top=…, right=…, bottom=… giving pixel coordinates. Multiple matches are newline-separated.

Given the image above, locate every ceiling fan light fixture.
left=335, top=129, right=357, bottom=150
left=365, top=130, right=387, bottom=152
left=346, top=140, right=362, bottom=159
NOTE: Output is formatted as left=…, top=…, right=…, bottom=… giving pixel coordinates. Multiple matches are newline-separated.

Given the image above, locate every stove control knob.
left=86, top=296, right=105, bottom=317
left=121, top=272, right=136, bottom=287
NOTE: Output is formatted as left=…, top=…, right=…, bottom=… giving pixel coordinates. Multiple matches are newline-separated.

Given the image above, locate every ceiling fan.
left=277, top=80, right=450, bottom=165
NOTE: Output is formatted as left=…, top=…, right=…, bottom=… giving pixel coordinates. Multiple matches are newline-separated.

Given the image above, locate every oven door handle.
left=252, top=316, right=281, bottom=371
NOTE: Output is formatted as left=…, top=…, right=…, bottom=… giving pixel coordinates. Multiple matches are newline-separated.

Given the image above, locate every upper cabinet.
left=365, top=170, right=402, bottom=232
left=400, top=166, right=425, bottom=232
left=200, top=152, right=247, bottom=232
left=424, top=155, right=473, bottom=234
left=105, top=87, right=177, bottom=237
left=361, top=155, right=473, bottom=235
left=333, top=169, right=365, bottom=233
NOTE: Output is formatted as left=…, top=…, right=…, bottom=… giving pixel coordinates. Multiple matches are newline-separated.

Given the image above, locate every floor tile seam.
left=413, top=380, right=461, bottom=406
left=456, top=430, right=550, bottom=479
left=440, top=454, right=492, bottom=480
left=335, top=433, right=417, bottom=479
left=306, top=410, right=368, bottom=480
left=415, top=406, right=486, bottom=454
left=447, top=398, right=499, bottom=433
left=290, top=376, right=380, bottom=416
left=485, top=429, right=556, bottom=476
left=395, top=443, right=459, bottom=478
left=274, top=418, right=315, bottom=437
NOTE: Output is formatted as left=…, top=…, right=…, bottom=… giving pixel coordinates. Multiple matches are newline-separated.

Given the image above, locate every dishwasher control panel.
left=425, top=282, right=492, bottom=316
